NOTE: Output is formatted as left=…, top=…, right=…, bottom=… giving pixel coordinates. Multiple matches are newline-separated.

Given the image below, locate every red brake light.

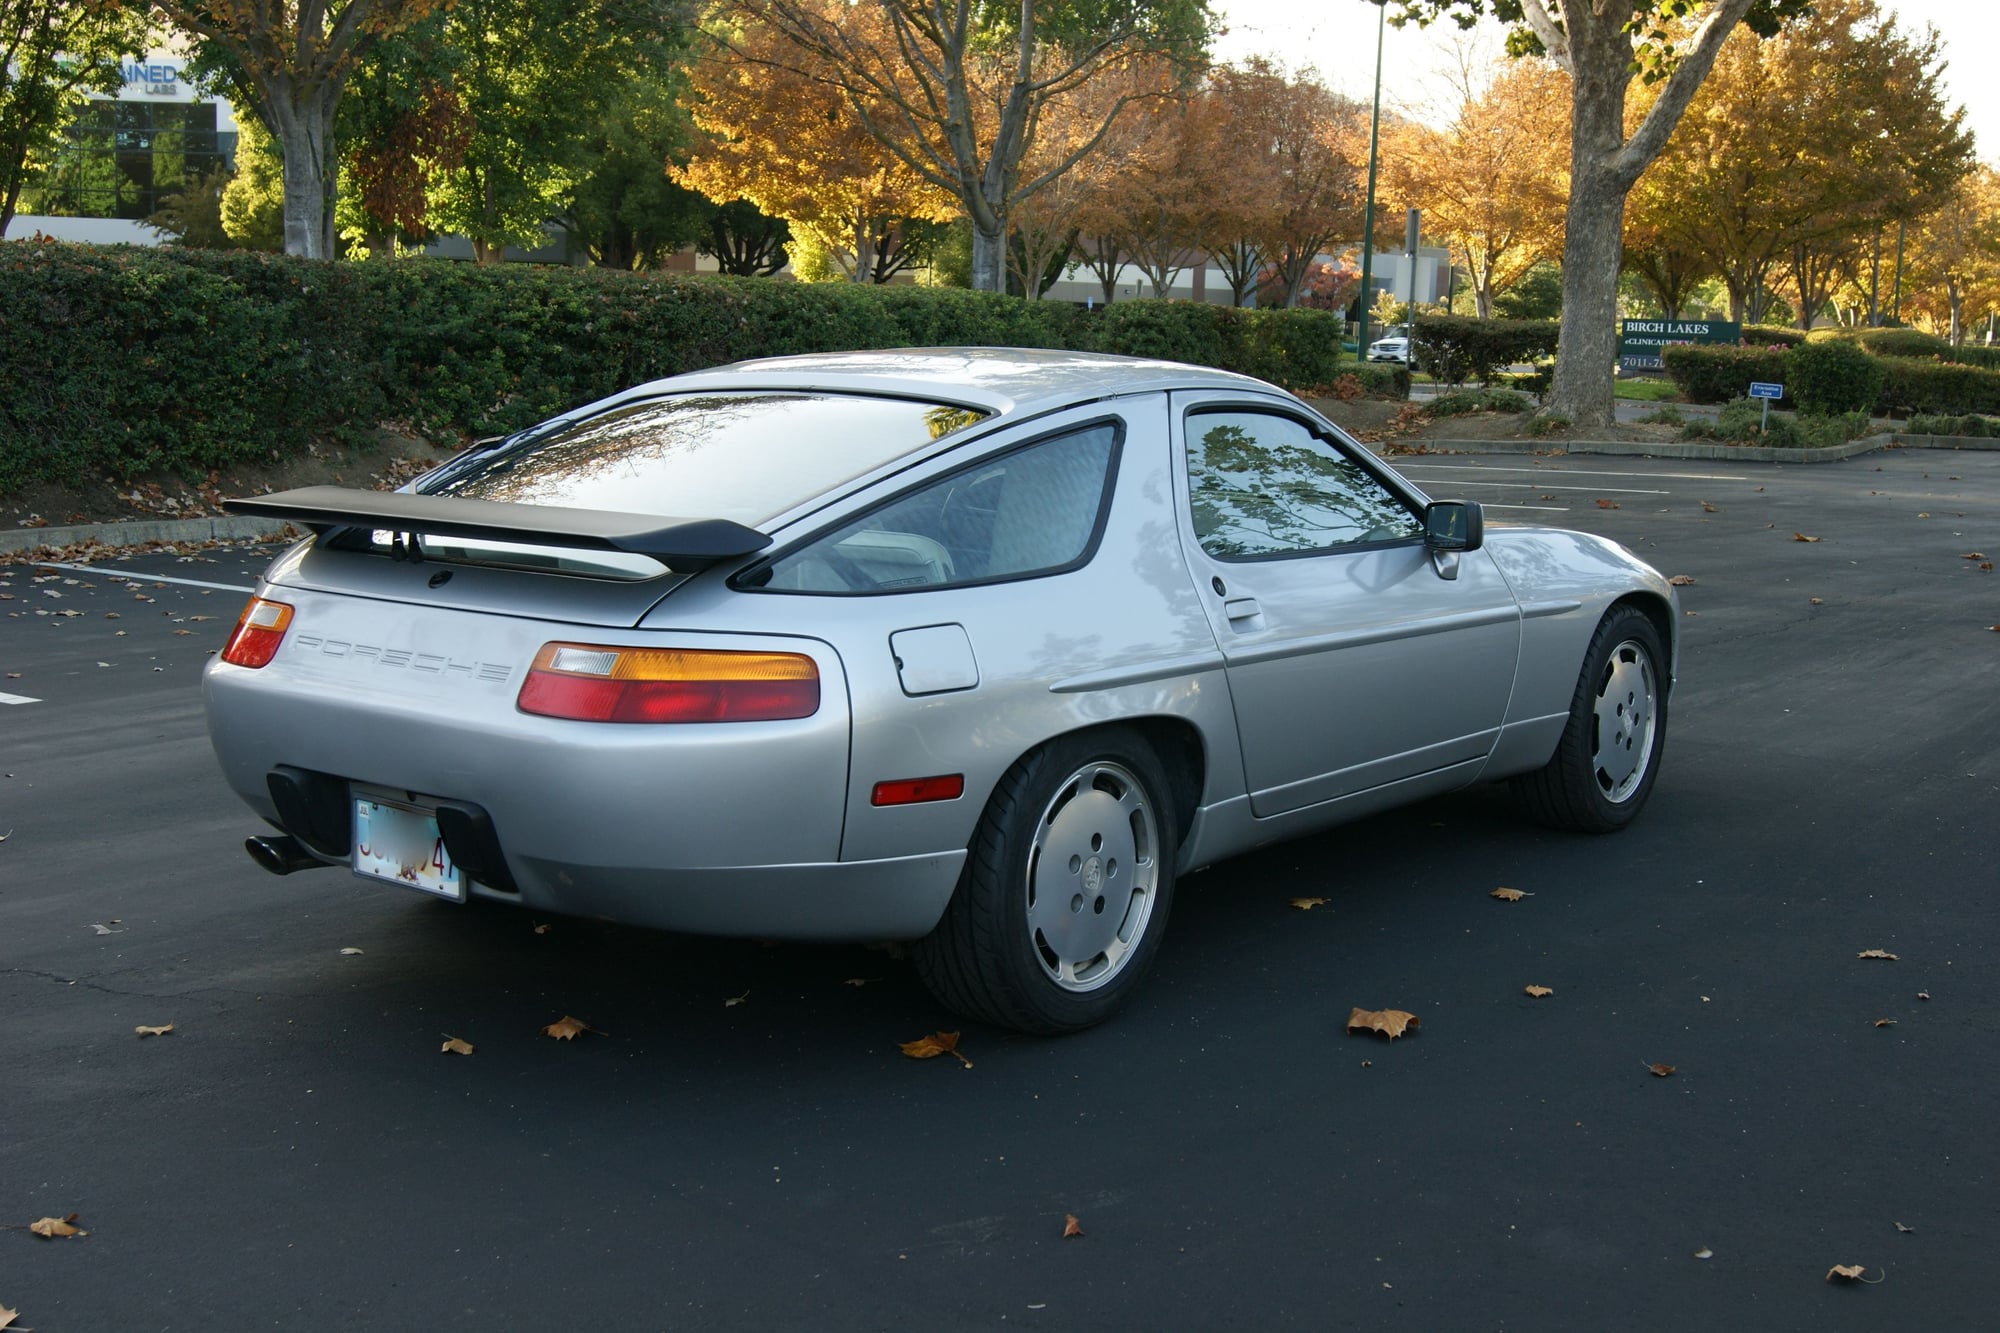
left=517, top=643, right=820, bottom=723
left=220, top=597, right=294, bottom=668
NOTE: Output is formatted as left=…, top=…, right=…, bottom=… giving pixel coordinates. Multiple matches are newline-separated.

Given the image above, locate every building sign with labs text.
left=1618, top=319, right=1741, bottom=373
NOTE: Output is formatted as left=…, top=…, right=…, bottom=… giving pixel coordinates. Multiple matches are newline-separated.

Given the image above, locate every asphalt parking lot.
left=4, top=446, right=1997, bottom=1330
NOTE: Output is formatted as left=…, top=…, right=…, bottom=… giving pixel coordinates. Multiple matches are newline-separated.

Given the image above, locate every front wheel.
left=1513, top=605, right=1668, bottom=833
left=914, top=728, right=1178, bottom=1034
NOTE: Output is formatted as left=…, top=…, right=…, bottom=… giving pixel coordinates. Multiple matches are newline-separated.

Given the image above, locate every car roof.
left=616, top=346, right=1282, bottom=418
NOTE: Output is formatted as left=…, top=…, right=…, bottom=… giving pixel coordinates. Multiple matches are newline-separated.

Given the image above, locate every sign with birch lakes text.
left=1618, top=319, right=1740, bottom=373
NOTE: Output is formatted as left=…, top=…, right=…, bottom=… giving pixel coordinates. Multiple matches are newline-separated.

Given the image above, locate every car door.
left=1172, top=394, right=1522, bottom=818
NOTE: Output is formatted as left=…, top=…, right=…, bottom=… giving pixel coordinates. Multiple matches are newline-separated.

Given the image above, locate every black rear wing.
left=224, top=486, right=771, bottom=572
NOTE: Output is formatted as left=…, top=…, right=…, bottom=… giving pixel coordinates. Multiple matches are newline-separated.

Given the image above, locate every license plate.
left=352, top=797, right=464, bottom=901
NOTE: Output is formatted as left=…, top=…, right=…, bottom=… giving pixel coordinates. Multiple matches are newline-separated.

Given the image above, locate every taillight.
left=220, top=597, right=295, bottom=668
left=517, top=643, right=820, bottom=723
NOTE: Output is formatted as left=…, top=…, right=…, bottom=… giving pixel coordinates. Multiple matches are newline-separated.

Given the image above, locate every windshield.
left=430, top=392, right=988, bottom=526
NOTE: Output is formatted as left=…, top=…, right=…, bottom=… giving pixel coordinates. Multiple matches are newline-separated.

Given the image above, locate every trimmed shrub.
left=1788, top=337, right=1885, bottom=415
left=1661, top=343, right=1791, bottom=404
left=1423, top=388, right=1532, bottom=418
left=1410, top=314, right=1560, bottom=386
left=1856, top=327, right=1949, bottom=358
left=1937, top=342, right=2000, bottom=372
left=1875, top=356, right=2000, bottom=415
left=0, top=243, right=1349, bottom=492
left=1743, top=324, right=1807, bottom=347
left=1345, top=363, right=1410, bottom=399
left=1903, top=412, right=2000, bottom=437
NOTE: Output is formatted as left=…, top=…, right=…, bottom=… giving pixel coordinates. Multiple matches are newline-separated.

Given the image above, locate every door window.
left=1185, top=410, right=1421, bottom=559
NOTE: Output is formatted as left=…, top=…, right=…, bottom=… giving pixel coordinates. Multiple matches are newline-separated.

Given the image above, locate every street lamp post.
left=1355, top=0, right=1388, bottom=362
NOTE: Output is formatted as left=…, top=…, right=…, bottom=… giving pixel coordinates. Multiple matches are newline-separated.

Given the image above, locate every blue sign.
left=1748, top=382, right=1784, bottom=399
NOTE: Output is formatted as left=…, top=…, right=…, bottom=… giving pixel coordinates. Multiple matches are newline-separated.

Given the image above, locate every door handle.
left=1224, top=597, right=1261, bottom=621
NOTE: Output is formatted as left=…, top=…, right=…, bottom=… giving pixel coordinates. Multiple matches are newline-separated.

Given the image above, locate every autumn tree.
left=1392, top=0, right=1812, bottom=428
left=716, top=0, right=1216, bottom=293
left=1010, top=57, right=1162, bottom=299
left=1900, top=168, right=2000, bottom=344
left=677, top=7, right=956, bottom=281
left=2, top=0, right=149, bottom=232
left=147, top=0, right=454, bottom=257
left=1093, top=84, right=1225, bottom=297
left=1632, top=0, right=1971, bottom=328
left=1381, top=53, right=1567, bottom=318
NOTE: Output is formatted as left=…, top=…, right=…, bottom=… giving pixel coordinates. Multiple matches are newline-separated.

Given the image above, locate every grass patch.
left=1614, top=377, right=1682, bottom=402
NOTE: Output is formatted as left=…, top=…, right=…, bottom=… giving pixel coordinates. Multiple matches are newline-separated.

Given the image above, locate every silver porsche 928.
left=205, top=347, right=1677, bottom=1033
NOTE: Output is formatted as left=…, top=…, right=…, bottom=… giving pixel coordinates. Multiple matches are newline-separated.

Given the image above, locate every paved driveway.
left=3, top=447, right=1996, bottom=1330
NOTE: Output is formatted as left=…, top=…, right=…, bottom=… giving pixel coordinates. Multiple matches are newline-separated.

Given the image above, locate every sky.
left=1209, top=0, right=2000, bottom=160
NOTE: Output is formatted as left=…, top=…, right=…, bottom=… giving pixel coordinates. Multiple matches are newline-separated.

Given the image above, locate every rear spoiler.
left=223, top=486, right=771, bottom=572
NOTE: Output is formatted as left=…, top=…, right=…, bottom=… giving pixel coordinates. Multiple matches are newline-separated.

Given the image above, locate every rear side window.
left=431, top=392, right=987, bottom=527
left=742, top=422, right=1119, bottom=594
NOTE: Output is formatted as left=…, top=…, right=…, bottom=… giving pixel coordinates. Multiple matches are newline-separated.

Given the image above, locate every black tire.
left=1513, top=604, right=1668, bottom=833
left=914, top=727, right=1179, bottom=1034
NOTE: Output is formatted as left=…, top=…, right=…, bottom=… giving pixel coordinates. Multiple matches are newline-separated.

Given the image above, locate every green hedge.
left=0, top=242, right=1348, bottom=492
left=1788, top=338, right=1885, bottom=415
left=1410, top=314, right=1560, bottom=385
left=1660, top=344, right=1792, bottom=405
left=1742, top=324, right=1807, bottom=347
left=1876, top=356, right=2000, bottom=415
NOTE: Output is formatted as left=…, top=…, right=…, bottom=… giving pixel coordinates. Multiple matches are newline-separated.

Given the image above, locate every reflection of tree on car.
left=1188, top=417, right=1416, bottom=557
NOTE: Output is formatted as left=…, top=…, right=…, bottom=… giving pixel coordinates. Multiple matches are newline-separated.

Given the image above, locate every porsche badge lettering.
left=292, top=635, right=512, bottom=683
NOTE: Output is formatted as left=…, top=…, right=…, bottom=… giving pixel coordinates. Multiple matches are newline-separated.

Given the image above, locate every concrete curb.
left=0, top=514, right=294, bottom=558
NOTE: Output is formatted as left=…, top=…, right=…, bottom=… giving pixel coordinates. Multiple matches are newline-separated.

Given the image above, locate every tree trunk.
left=970, top=219, right=1006, bottom=292
left=265, top=85, right=338, bottom=260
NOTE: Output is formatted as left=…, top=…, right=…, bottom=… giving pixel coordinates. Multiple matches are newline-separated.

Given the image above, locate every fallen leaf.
left=1963, top=552, right=1989, bottom=560
left=1694, top=1247, right=1714, bottom=1260
left=532, top=922, right=551, bottom=935
left=1809, top=597, right=1824, bottom=605
left=1700, top=501, right=1718, bottom=513
left=339, top=947, right=363, bottom=955
left=134, top=1023, right=173, bottom=1037
left=1894, top=1222, right=1914, bottom=1234
left=1523, top=985, right=1554, bottom=998
left=1792, top=533, right=1821, bottom=542
left=441, top=1036, right=474, bottom=1055
left=1825, top=1263, right=1872, bottom=1283
left=541, top=1015, right=603, bottom=1041
left=29, top=1214, right=85, bottom=1238
left=1062, top=1214, right=1085, bottom=1239
left=901, top=1031, right=973, bottom=1068
left=1595, top=498, right=1620, bottom=509
left=1873, top=1018, right=1896, bottom=1028
left=1346, top=1007, right=1420, bottom=1040
left=0, top=1300, right=18, bottom=1329
left=1917, top=991, right=1931, bottom=1001
left=1648, top=1062, right=1676, bottom=1077
left=1289, top=896, right=1329, bottom=910
left=87, top=923, right=122, bottom=935
left=1857, top=949, right=1899, bottom=961
left=1981, top=563, right=1994, bottom=572
left=1667, top=574, right=1695, bottom=586
left=1916, top=512, right=1930, bottom=519
left=724, top=990, right=750, bottom=1007
left=1490, top=887, right=1532, bottom=902
left=843, top=978, right=871, bottom=987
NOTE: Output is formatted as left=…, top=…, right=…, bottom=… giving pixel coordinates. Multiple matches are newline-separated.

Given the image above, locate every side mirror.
left=1424, top=500, right=1484, bottom=553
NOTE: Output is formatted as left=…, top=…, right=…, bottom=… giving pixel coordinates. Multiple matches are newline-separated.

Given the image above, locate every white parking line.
left=1410, top=481, right=1672, bottom=495
left=1482, top=504, right=1570, bottom=513
left=29, top=561, right=254, bottom=594
left=1, top=691, right=41, bottom=705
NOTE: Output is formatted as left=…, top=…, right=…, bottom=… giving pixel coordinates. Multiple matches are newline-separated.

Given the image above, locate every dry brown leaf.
left=1825, top=1264, right=1873, bottom=1283
left=1648, top=1063, right=1676, bottom=1077
left=901, top=1031, right=973, bottom=1068
left=1523, top=985, right=1554, bottom=998
left=1490, top=887, right=1532, bottom=902
left=1062, top=1213, right=1085, bottom=1239
left=1857, top=949, right=1899, bottom=961
left=532, top=922, right=552, bottom=935
left=1289, top=897, right=1329, bottom=910
left=1694, top=1247, right=1714, bottom=1260
left=1809, top=597, right=1824, bottom=605
left=29, top=1214, right=85, bottom=1238
left=541, top=1015, right=603, bottom=1041
left=1917, top=991, right=1931, bottom=1001
left=1916, top=512, right=1930, bottom=519
left=843, top=978, right=871, bottom=987
left=1893, top=1222, right=1914, bottom=1234
left=1962, top=552, right=1989, bottom=560
left=1700, top=501, right=1718, bottom=513
left=1667, top=574, right=1695, bottom=586
left=133, top=1023, right=173, bottom=1038
left=1792, top=533, right=1821, bottom=542
left=0, top=1300, right=18, bottom=1329
left=441, top=1036, right=474, bottom=1055
left=1981, top=563, right=1995, bottom=572
left=724, top=991, right=749, bottom=1007
left=1346, top=1007, right=1419, bottom=1040
left=339, top=947, right=363, bottom=956
left=1873, top=1018, right=1896, bottom=1028
left=1595, top=498, right=1620, bottom=510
